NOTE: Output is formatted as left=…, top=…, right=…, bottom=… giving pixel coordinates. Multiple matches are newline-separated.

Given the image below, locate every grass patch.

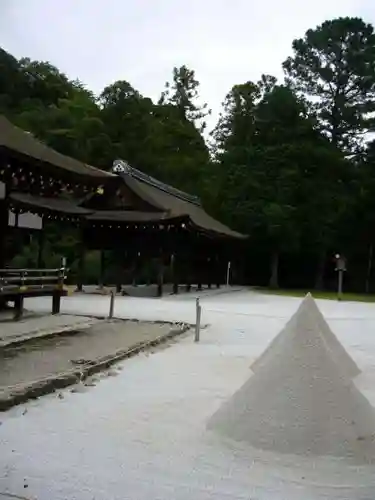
left=257, top=288, right=375, bottom=303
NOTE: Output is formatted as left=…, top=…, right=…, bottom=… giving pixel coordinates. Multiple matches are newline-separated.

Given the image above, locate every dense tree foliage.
left=3, top=15, right=375, bottom=291
left=211, top=81, right=349, bottom=288
left=283, top=17, right=375, bottom=154
left=159, top=64, right=211, bottom=132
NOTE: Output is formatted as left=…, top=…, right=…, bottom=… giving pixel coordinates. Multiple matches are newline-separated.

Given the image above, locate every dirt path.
left=0, top=320, right=186, bottom=408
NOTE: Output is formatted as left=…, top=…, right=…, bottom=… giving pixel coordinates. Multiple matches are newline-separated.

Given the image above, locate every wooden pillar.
left=216, top=255, right=221, bottom=288
left=115, top=249, right=123, bottom=294
left=172, top=254, right=179, bottom=295
left=37, top=221, right=45, bottom=269
left=157, top=258, right=164, bottom=297
left=197, top=256, right=203, bottom=291
left=197, top=272, right=203, bottom=292
left=99, top=250, right=105, bottom=289
left=184, top=252, right=191, bottom=292
left=0, top=198, right=8, bottom=270
left=185, top=254, right=191, bottom=292
left=76, top=240, right=85, bottom=292
left=0, top=185, right=8, bottom=310
left=132, top=252, right=141, bottom=286
left=207, top=257, right=212, bottom=289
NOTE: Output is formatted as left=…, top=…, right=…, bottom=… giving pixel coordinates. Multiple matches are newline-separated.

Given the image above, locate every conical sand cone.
left=304, top=293, right=360, bottom=377
left=209, top=306, right=375, bottom=459
left=251, top=293, right=360, bottom=378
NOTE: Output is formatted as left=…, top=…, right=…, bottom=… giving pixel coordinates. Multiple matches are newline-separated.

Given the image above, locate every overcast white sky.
left=0, top=0, right=374, bottom=129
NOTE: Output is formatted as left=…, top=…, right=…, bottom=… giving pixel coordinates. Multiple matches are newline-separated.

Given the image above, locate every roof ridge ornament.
left=112, top=159, right=132, bottom=175
left=111, top=159, right=202, bottom=206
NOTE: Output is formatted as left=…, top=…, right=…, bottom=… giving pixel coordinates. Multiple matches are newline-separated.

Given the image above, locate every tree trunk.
left=365, top=242, right=373, bottom=294
left=269, top=251, right=279, bottom=289
left=314, top=250, right=326, bottom=291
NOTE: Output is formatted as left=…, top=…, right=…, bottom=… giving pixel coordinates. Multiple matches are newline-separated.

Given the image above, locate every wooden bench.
left=0, top=267, right=68, bottom=320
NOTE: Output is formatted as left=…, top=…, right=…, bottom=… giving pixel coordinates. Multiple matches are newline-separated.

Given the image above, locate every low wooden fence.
left=0, top=267, right=68, bottom=319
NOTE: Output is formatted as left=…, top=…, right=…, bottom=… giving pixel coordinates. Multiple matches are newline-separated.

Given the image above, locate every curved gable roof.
left=113, top=160, right=246, bottom=238
left=0, top=115, right=115, bottom=182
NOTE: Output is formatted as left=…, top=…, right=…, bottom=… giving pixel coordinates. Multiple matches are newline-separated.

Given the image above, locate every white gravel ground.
left=1, top=289, right=375, bottom=499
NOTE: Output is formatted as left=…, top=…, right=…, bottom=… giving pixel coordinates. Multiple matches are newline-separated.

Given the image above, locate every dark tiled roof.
left=113, top=161, right=245, bottom=238
left=0, top=115, right=115, bottom=181
left=10, top=192, right=93, bottom=215
left=86, top=210, right=186, bottom=223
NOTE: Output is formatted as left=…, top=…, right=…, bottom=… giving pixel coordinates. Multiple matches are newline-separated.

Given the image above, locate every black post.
left=52, top=264, right=65, bottom=314
left=52, top=292, right=61, bottom=314
left=13, top=295, right=24, bottom=321
left=338, top=270, right=344, bottom=301
left=335, top=254, right=346, bottom=301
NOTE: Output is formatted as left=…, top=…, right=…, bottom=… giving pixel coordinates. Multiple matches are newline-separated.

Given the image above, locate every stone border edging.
left=0, top=323, right=192, bottom=412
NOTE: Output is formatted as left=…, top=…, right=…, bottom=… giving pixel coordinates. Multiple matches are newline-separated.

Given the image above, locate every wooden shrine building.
left=0, top=116, right=246, bottom=298
left=80, top=160, right=246, bottom=295
left=0, top=115, right=116, bottom=313
left=0, top=114, right=116, bottom=264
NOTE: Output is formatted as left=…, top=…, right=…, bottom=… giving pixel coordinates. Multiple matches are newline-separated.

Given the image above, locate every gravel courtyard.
left=1, top=289, right=375, bottom=499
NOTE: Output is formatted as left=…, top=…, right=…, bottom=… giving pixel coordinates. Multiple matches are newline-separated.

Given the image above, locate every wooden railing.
left=0, top=267, right=67, bottom=293
left=0, top=267, right=68, bottom=320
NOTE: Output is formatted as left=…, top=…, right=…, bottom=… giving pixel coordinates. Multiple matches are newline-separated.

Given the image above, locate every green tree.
left=0, top=48, right=26, bottom=114
left=294, top=138, right=350, bottom=289
left=19, top=58, right=76, bottom=107
left=341, top=140, right=375, bottom=291
left=213, top=81, right=345, bottom=288
left=99, top=79, right=210, bottom=195
left=211, top=75, right=279, bottom=155
left=159, top=65, right=210, bottom=132
left=99, top=80, right=156, bottom=172
left=16, top=82, right=113, bottom=168
left=211, top=81, right=260, bottom=153
left=283, top=17, right=375, bottom=153
left=150, top=102, right=210, bottom=194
